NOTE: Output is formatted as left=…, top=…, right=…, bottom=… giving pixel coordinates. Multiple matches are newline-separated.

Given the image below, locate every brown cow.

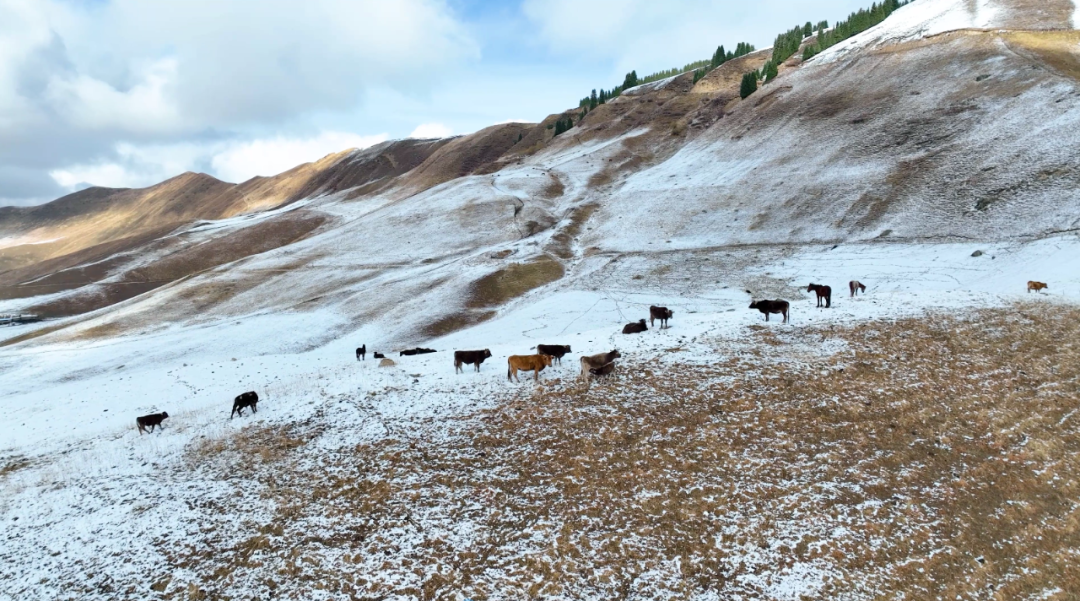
left=136, top=412, right=169, bottom=434
left=808, top=283, right=832, bottom=308
left=649, top=306, right=673, bottom=329
left=849, top=281, right=866, bottom=297
left=749, top=300, right=790, bottom=323
left=537, top=344, right=572, bottom=365
left=589, top=362, right=616, bottom=377
left=508, top=354, right=553, bottom=382
left=455, top=349, right=493, bottom=373
left=1028, top=281, right=1048, bottom=293
left=622, top=319, right=648, bottom=334
left=580, top=349, right=622, bottom=379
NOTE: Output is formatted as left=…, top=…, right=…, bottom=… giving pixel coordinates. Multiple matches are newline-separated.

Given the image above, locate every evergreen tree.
left=622, top=70, right=639, bottom=89
left=711, top=45, right=727, bottom=69
left=599, top=89, right=607, bottom=104
left=590, top=89, right=598, bottom=110
left=762, top=60, right=779, bottom=82
left=803, top=22, right=813, bottom=37
left=740, top=71, right=757, bottom=99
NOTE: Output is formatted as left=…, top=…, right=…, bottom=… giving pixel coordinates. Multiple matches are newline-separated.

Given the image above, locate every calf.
left=537, top=344, right=572, bottom=366
left=230, top=391, right=259, bottom=419
left=580, top=349, right=622, bottom=379
left=808, top=283, right=832, bottom=308
left=1028, top=281, right=1048, bottom=293
left=589, top=362, right=616, bottom=378
left=356, top=345, right=366, bottom=361
left=455, top=349, right=493, bottom=373
left=622, top=319, right=648, bottom=334
left=649, top=306, right=674, bottom=329
left=849, top=281, right=866, bottom=297
left=749, top=300, right=790, bottom=323
left=508, top=354, right=553, bottom=382
left=136, top=412, right=169, bottom=434
left=373, top=352, right=385, bottom=359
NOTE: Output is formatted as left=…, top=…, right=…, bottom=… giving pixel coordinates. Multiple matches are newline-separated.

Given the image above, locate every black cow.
left=136, top=412, right=169, bottom=434
left=373, top=352, right=385, bottom=359
left=749, top=300, right=790, bottom=323
left=455, top=349, right=493, bottom=373
left=356, top=345, right=366, bottom=361
left=400, top=347, right=437, bottom=357
left=622, top=319, right=648, bottom=334
left=649, top=306, right=673, bottom=328
left=537, top=344, right=572, bottom=366
left=231, top=391, right=259, bottom=419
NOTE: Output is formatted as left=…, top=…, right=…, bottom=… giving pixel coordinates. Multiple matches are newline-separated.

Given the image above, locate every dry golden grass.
left=465, top=255, right=564, bottom=310
left=545, top=203, right=599, bottom=260
left=154, top=304, right=1080, bottom=600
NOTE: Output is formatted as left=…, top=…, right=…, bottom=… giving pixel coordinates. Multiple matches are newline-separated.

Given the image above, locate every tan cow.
left=507, top=354, right=553, bottom=382
left=1027, top=281, right=1048, bottom=293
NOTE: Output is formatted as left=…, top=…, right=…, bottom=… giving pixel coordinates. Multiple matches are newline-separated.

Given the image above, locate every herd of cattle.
left=135, top=278, right=1052, bottom=434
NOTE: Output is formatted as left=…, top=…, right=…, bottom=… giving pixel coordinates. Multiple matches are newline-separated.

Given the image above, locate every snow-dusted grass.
left=6, top=302, right=1077, bottom=600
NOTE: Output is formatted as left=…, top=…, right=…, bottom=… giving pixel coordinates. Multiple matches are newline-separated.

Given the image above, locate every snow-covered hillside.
left=3, top=0, right=1080, bottom=598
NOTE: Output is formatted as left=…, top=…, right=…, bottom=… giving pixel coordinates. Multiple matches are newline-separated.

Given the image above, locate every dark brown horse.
left=849, top=281, right=866, bottom=297
left=808, top=283, right=832, bottom=308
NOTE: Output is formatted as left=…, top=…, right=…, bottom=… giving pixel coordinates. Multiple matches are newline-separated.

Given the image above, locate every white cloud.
left=408, top=123, right=453, bottom=139
left=50, top=163, right=139, bottom=190
left=48, top=0, right=480, bottom=130
left=210, top=132, right=388, bottom=183
left=48, top=131, right=389, bottom=191
left=43, top=58, right=183, bottom=134
left=0, top=0, right=478, bottom=202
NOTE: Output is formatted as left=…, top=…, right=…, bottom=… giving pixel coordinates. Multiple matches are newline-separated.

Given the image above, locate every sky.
left=0, top=0, right=879, bottom=206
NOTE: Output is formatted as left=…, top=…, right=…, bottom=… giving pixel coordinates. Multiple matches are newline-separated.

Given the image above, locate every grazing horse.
left=231, top=391, right=259, bottom=419
left=849, top=281, right=866, bottom=297
left=356, top=345, right=366, bottom=361
left=1028, top=281, right=1048, bottom=294
left=808, top=283, right=832, bottom=308
left=649, top=306, right=674, bottom=329
left=749, top=300, right=790, bottom=323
